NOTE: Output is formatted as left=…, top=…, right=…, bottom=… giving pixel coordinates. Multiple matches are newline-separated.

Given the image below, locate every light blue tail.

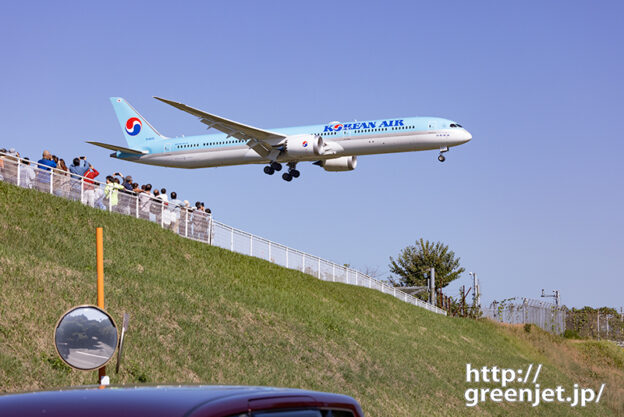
left=110, top=97, right=165, bottom=148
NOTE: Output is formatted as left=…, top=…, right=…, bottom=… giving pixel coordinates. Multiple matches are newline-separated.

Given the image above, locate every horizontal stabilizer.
left=87, top=141, right=147, bottom=155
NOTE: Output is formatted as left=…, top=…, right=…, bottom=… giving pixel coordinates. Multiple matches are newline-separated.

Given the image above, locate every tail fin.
left=110, top=97, right=166, bottom=148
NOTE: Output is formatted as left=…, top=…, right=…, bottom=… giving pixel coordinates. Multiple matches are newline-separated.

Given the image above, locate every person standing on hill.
left=113, top=172, right=134, bottom=215
left=139, top=184, right=152, bottom=220
left=3, top=148, right=19, bottom=185
left=82, top=164, right=100, bottom=207
left=19, top=158, right=36, bottom=189
left=69, top=156, right=89, bottom=200
left=168, top=191, right=182, bottom=233
left=113, top=172, right=134, bottom=192
left=36, top=150, right=57, bottom=192
left=0, top=149, right=5, bottom=181
left=53, top=159, right=71, bottom=197
left=69, top=156, right=89, bottom=177
left=150, top=188, right=162, bottom=223
left=104, top=175, right=123, bottom=210
left=157, top=188, right=170, bottom=227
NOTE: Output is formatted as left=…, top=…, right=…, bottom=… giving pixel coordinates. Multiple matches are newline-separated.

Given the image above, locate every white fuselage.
left=117, top=125, right=472, bottom=169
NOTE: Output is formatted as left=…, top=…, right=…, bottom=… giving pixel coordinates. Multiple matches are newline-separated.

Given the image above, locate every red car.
left=0, top=385, right=364, bottom=417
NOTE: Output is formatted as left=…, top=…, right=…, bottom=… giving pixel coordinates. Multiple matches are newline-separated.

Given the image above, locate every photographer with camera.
left=69, top=156, right=89, bottom=200
left=113, top=172, right=135, bottom=215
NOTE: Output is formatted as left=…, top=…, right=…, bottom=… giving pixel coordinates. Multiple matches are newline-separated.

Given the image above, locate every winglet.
left=153, top=96, right=203, bottom=117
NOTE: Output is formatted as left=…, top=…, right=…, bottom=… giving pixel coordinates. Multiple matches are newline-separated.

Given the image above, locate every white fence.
left=0, top=151, right=446, bottom=315
left=483, top=298, right=565, bottom=334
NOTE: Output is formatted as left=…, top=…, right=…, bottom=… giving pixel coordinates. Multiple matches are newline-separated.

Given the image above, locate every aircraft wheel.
left=290, top=169, right=300, bottom=178
left=438, top=154, right=446, bottom=162
left=271, top=162, right=282, bottom=171
left=264, top=166, right=275, bottom=175
left=282, top=173, right=293, bottom=182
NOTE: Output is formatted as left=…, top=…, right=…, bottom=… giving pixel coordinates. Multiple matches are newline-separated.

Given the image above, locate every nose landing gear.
left=438, top=146, right=449, bottom=163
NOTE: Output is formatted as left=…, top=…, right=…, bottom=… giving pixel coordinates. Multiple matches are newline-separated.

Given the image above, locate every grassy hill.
left=0, top=181, right=623, bottom=416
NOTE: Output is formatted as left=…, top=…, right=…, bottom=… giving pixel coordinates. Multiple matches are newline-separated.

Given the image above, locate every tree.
left=388, top=238, right=465, bottom=289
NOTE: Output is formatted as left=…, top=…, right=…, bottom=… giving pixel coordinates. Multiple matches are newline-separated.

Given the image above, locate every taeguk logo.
left=125, top=117, right=142, bottom=136
left=302, top=141, right=308, bottom=148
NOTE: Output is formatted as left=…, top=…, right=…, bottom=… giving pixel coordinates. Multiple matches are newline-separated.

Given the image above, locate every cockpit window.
left=449, top=123, right=463, bottom=128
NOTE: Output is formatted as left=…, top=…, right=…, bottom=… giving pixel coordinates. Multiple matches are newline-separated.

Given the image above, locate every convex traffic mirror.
left=54, top=305, right=118, bottom=370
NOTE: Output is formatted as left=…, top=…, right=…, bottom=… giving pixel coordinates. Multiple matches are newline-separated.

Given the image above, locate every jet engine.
left=284, top=134, right=324, bottom=157
left=316, top=156, right=358, bottom=172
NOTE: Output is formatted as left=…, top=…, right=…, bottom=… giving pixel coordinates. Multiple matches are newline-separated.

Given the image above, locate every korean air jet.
left=88, top=97, right=472, bottom=182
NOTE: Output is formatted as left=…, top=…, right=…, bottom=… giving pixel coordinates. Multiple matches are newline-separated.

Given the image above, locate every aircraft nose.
left=462, top=130, right=472, bottom=143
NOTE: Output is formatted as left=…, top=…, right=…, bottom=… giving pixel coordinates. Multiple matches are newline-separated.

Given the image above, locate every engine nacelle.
left=319, top=156, right=357, bottom=172
left=284, top=134, right=324, bottom=157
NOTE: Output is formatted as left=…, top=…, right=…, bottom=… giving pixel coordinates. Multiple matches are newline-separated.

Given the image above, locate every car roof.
left=0, top=385, right=364, bottom=417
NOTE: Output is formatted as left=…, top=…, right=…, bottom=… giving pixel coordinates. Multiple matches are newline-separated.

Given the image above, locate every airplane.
left=88, top=97, right=472, bottom=182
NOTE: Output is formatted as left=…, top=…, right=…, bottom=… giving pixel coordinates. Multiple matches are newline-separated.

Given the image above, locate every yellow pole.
left=96, top=227, right=104, bottom=308
left=96, top=227, right=106, bottom=382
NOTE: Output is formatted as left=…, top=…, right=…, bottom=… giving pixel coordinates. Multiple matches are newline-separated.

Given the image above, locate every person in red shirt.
left=81, top=164, right=100, bottom=207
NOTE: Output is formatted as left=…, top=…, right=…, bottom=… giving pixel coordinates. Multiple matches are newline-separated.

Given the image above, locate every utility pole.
left=541, top=289, right=560, bottom=307
left=429, top=267, right=435, bottom=305
left=469, top=272, right=480, bottom=308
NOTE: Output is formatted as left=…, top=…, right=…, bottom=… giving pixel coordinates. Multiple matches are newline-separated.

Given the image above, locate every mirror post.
left=96, top=227, right=106, bottom=382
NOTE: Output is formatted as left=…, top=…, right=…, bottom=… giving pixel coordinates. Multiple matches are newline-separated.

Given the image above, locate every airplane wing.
left=87, top=141, right=147, bottom=155
left=154, top=96, right=285, bottom=158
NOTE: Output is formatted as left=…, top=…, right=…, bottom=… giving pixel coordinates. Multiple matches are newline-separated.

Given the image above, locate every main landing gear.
left=281, top=162, right=300, bottom=182
left=438, top=146, right=449, bottom=163
left=263, top=161, right=283, bottom=175
left=263, top=162, right=300, bottom=181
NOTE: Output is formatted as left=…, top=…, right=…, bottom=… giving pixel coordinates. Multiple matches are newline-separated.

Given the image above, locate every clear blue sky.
left=2, top=1, right=622, bottom=309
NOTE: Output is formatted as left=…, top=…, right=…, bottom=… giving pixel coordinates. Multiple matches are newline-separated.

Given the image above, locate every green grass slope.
left=0, top=182, right=622, bottom=417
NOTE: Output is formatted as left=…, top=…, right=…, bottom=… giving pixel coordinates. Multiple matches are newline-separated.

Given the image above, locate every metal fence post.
left=250, top=235, right=253, bottom=256
left=49, top=170, right=54, bottom=194
left=208, top=216, right=213, bottom=245
left=80, top=177, right=84, bottom=203
left=286, top=247, right=289, bottom=268
left=230, top=228, right=234, bottom=251
left=135, top=196, right=139, bottom=218
left=16, top=159, right=21, bottom=187
left=318, top=258, right=321, bottom=279
left=160, top=203, right=164, bottom=228
left=302, top=253, right=305, bottom=272
left=332, top=264, right=335, bottom=282
left=268, top=241, right=272, bottom=262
